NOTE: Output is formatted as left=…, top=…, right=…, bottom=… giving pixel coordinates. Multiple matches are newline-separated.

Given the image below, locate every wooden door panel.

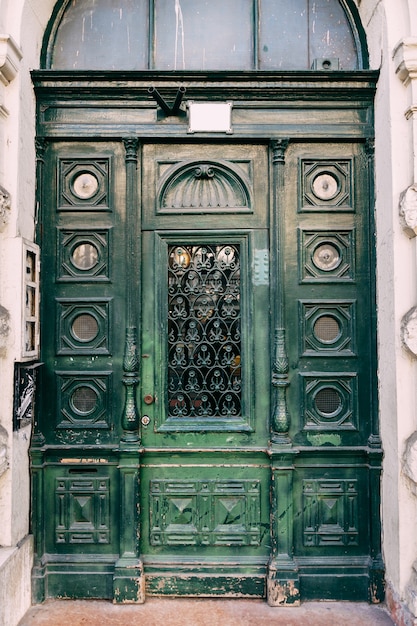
left=141, top=143, right=268, bottom=230
left=139, top=144, right=271, bottom=595
left=140, top=229, right=270, bottom=442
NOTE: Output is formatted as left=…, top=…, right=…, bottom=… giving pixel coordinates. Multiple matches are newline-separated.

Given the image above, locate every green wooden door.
left=139, top=143, right=271, bottom=595
left=32, top=133, right=382, bottom=603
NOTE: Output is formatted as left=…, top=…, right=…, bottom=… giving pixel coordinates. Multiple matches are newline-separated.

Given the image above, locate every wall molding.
left=0, top=35, right=22, bottom=86
left=394, top=38, right=417, bottom=87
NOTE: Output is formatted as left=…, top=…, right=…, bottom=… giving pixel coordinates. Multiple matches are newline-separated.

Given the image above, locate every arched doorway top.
left=42, top=0, right=368, bottom=71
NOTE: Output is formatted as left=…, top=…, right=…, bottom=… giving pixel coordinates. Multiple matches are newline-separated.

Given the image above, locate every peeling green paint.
left=306, top=433, right=342, bottom=447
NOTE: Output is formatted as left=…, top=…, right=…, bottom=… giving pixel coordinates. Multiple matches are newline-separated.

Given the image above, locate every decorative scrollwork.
left=194, top=165, right=215, bottom=179
left=168, top=243, right=241, bottom=419
left=121, top=326, right=140, bottom=440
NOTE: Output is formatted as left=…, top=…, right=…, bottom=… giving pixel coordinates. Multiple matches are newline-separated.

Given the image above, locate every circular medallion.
left=72, top=172, right=99, bottom=199
left=312, top=243, right=341, bottom=271
left=71, top=386, right=98, bottom=415
left=312, top=173, right=339, bottom=201
left=71, top=314, right=99, bottom=342
left=314, top=387, right=342, bottom=417
left=71, top=243, right=99, bottom=270
left=313, top=315, right=341, bottom=343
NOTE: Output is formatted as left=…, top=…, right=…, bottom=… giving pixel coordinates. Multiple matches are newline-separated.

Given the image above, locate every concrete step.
left=18, top=599, right=396, bottom=626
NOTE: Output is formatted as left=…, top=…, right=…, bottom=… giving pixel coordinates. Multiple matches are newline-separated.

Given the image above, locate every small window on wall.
left=23, top=242, right=40, bottom=359
left=43, top=0, right=367, bottom=71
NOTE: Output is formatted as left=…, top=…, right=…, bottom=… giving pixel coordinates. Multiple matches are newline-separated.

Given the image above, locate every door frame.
left=31, top=70, right=383, bottom=605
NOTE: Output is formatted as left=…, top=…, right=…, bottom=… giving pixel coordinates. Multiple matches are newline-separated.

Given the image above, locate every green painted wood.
left=31, top=72, right=382, bottom=604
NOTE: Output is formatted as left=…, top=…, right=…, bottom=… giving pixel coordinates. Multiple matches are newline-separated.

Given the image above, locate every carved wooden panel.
left=302, top=479, right=359, bottom=547
left=300, top=159, right=353, bottom=211
left=300, top=373, right=357, bottom=430
left=56, top=298, right=111, bottom=355
left=56, top=371, right=112, bottom=429
left=158, top=160, right=252, bottom=214
left=57, top=158, right=110, bottom=210
left=57, top=228, right=111, bottom=282
left=142, top=144, right=267, bottom=230
left=55, top=475, right=110, bottom=544
left=299, top=300, right=356, bottom=356
left=299, top=229, right=355, bottom=282
left=150, top=479, right=261, bottom=546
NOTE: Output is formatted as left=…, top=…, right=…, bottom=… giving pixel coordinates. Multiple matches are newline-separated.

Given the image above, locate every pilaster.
left=394, top=35, right=417, bottom=621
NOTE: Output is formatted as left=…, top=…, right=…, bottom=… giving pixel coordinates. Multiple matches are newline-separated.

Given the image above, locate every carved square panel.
left=300, top=159, right=353, bottom=211
left=56, top=371, right=112, bottom=429
left=299, top=229, right=355, bottom=282
left=57, top=228, right=111, bottom=282
left=302, top=479, right=359, bottom=547
left=57, top=158, right=110, bottom=210
left=55, top=476, right=110, bottom=544
left=56, top=298, right=111, bottom=355
left=300, top=373, right=358, bottom=430
left=299, top=300, right=356, bottom=356
left=150, top=479, right=260, bottom=547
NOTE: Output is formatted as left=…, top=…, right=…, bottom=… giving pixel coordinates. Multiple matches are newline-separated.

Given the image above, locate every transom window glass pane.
left=154, top=0, right=254, bottom=70
left=259, top=0, right=357, bottom=70
left=46, top=0, right=362, bottom=70
left=50, top=0, right=149, bottom=70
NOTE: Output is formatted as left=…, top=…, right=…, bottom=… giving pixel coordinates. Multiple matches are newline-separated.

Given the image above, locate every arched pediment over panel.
left=42, top=0, right=368, bottom=70
left=158, top=160, right=252, bottom=214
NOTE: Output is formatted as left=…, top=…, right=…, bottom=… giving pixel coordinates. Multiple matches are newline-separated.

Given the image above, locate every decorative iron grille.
left=168, top=244, right=241, bottom=419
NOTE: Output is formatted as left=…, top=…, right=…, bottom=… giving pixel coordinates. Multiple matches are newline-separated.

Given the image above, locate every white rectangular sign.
left=188, top=101, right=233, bottom=133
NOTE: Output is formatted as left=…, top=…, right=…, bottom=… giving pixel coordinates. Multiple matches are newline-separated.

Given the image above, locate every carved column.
left=267, top=139, right=299, bottom=606
left=269, top=139, right=291, bottom=445
left=365, top=138, right=381, bottom=449
left=121, top=138, right=140, bottom=443
left=28, top=138, right=47, bottom=602
left=30, top=444, right=46, bottom=603
left=34, top=138, right=47, bottom=243
left=29, top=139, right=47, bottom=450
left=361, top=138, right=384, bottom=601
left=113, top=137, right=145, bottom=603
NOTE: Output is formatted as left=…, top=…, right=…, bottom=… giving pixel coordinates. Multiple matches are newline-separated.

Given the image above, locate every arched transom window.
left=43, top=0, right=367, bottom=71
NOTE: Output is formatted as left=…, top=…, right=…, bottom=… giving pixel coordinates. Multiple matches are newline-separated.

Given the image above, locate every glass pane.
left=71, top=386, right=98, bottom=414
left=260, top=0, right=358, bottom=70
left=72, top=314, right=99, bottom=342
left=313, top=315, right=341, bottom=343
left=167, top=244, right=242, bottom=419
left=259, top=0, right=309, bottom=70
left=314, top=387, right=342, bottom=416
left=50, top=0, right=148, bottom=70
left=309, top=0, right=358, bottom=70
left=71, top=243, right=99, bottom=270
left=47, top=0, right=361, bottom=71
left=154, top=0, right=254, bottom=70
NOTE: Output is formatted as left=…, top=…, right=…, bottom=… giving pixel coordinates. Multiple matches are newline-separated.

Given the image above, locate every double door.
left=32, top=138, right=380, bottom=603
